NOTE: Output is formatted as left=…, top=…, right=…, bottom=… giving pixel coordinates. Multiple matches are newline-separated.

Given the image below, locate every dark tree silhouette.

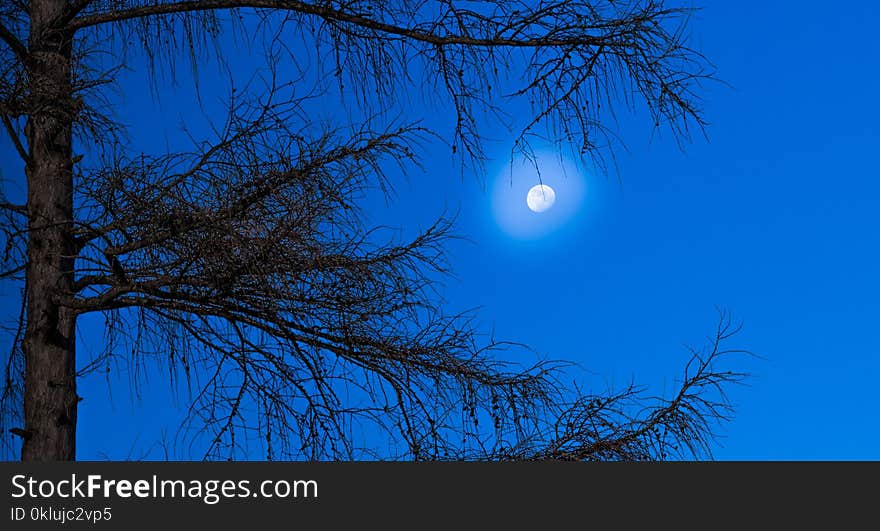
left=0, top=0, right=746, bottom=461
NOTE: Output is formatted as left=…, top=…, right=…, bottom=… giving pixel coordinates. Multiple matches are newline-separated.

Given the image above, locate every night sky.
left=3, top=2, right=879, bottom=460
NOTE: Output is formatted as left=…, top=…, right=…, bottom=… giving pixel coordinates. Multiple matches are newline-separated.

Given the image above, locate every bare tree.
left=0, top=0, right=745, bottom=461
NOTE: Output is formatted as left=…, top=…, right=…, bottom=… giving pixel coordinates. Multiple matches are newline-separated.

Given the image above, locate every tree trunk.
left=21, top=0, right=78, bottom=461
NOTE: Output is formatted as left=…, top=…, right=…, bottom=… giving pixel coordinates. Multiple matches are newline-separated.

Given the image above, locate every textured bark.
left=21, top=0, right=78, bottom=461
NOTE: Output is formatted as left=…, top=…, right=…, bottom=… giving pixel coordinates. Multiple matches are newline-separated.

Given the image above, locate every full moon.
left=526, top=184, right=556, bottom=213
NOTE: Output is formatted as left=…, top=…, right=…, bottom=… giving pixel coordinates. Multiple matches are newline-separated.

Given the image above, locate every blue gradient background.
left=2, top=3, right=879, bottom=459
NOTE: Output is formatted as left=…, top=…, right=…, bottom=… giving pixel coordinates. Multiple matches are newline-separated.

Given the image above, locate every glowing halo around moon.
left=526, top=184, right=556, bottom=213
left=490, top=151, right=590, bottom=239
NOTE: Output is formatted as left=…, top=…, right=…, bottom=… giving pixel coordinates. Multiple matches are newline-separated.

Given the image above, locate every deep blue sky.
left=3, top=2, right=880, bottom=460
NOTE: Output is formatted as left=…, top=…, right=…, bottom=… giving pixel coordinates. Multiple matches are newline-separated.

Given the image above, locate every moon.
left=526, top=184, right=556, bottom=213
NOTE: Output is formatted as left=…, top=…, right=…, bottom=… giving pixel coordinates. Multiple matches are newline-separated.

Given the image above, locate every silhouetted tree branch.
left=0, top=22, right=26, bottom=60
left=0, top=0, right=742, bottom=461
left=67, top=0, right=711, bottom=162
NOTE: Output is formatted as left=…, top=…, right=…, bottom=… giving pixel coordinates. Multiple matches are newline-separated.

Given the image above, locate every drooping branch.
left=0, top=264, right=26, bottom=279
left=486, top=312, right=750, bottom=462
left=1, top=113, right=27, bottom=163
left=0, top=203, right=26, bottom=215
left=0, top=22, right=26, bottom=60
left=68, top=1, right=711, bottom=163
left=71, top=0, right=619, bottom=47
